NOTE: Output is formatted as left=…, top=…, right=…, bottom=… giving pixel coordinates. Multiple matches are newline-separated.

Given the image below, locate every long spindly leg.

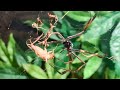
left=66, top=13, right=97, bottom=40
left=71, top=52, right=86, bottom=73
left=38, top=32, right=65, bottom=47
left=50, top=32, right=65, bottom=41
left=72, top=52, right=86, bottom=64
left=73, top=49, right=104, bottom=58
left=32, top=33, right=44, bottom=44
left=67, top=52, right=73, bottom=71
left=53, top=52, right=84, bottom=74
left=80, top=49, right=105, bottom=58
left=46, top=58, right=71, bottom=75
left=74, top=63, right=86, bottom=73
left=80, top=50, right=116, bottom=61
left=47, top=61, right=69, bottom=75
left=70, top=49, right=106, bottom=72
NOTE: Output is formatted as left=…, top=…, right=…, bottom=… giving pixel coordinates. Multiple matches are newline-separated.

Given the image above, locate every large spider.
left=44, top=12, right=105, bottom=74
left=27, top=12, right=106, bottom=75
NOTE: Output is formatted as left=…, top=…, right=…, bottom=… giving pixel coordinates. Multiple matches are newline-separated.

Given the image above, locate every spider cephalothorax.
left=63, top=40, right=73, bottom=51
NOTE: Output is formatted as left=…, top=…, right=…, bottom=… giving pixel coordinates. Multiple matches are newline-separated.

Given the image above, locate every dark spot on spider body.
left=63, top=40, right=73, bottom=50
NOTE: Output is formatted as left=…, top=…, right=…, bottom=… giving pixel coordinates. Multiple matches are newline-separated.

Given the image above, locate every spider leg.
left=50, top=32, right=65, bottom=41
left=73, top=63, right=86, bottom=73
left=73, top=49, right=104, bottom=58
left=80, top=49, right=105, bottom=58
left=38, top=32, right=64, bottom=48
left=47, top=58, right=70, bottom=75
left=47, top=40, right=61, bottom=44
left=66, top=13, right=97, bottom=40
left=70, top=52, right=86, bottom=73
left=32, top=33, right=44, bottom=44
left=71, top=52, right=85, bottom=64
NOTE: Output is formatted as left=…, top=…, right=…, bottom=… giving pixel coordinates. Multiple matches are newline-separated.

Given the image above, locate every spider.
left=28, top=12, right=105, bottom=75
left=45, top=12, right=106, bottom=74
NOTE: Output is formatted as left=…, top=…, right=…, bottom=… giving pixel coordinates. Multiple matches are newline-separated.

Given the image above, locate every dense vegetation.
left=0, top=11, right=120, bottom=79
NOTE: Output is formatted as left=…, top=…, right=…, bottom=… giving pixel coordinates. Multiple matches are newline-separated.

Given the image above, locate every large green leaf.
left=45, top=60, right=54, bottom=79
left=15, top=52, right=27, bottom=67
left=109, top=18, right=120, bottom=77
left=63, top=11, right=92, bottom=22
left=0, top=39, right=8, bottom=55
left=53, top=11, right=63, bottom=23
left=7, top=33, right=16, bottom=63
left=23, top=64, right=48, bottom=79
left=110, top=21, right=120, bottom=62
left=83, top=56, right=102, bottom=79
left=80, top=11, right=120, bottom=46
left=63, top=11, right=113, bottom=22
left=54, top=69, right=69, bottom=79
left=0, top=61, right=17, bottom=74
left=0, top=61, right=27, bottom=79
left=0, top=74, right=27, bottom=79
left=114, top=62, right=120, bottom=78
left=0, top=44, right=11, bottom=65
left=105, top=67, right=116, bottom=79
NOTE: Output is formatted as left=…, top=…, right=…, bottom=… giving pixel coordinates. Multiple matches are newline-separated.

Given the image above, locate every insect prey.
left=26, top=34, right=54, bottom=62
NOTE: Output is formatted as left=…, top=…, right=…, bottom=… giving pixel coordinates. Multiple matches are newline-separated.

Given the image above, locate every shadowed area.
left=0, top=11, right=51, bottom=49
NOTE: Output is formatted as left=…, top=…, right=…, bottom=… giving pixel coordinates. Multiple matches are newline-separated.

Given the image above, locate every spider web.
left=4, top=11, right=53, bottom=50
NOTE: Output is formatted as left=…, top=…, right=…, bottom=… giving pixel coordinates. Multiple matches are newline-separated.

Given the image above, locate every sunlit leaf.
left=114, top=62, right=120, bottom=78
left=83, top=56, right=102, bottom=79
left=109, top=18, right=120, bottom=77
left=0, top=61, right=17, bottom=74
left=45, top=60, right=54, bottom=79
left=110, top=20, right=120, bottom=62
left=7, top=33, right=16, bottom=62
left=23, top=64, right=48, bottom=79
left=15, top=52, right=27, bottom=67
left=105, top=67, right=115, bottom=79
left=53, top=11, right=63, bottom=23
left=23, top=20, right=35, bottom=25
left=63, top=11, right=91, bottom=22
left=54, top=69, right=69, bottom=79
left=0, top=45, right=11, bottom=65
left=0, top=74, right=27, bottom=79
left=81, top=11, right=120, bottom=46
left=0, top=39, right=8, bottom=55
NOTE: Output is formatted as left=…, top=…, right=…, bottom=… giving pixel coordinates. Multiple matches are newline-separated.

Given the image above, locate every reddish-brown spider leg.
left=71, top=52, right=86, bottom=73
left=38, top=32, right=65, bottom=47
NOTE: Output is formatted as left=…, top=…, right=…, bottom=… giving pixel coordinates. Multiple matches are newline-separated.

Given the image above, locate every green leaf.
left=53, top=11, right=63, bottom=23
left=0, top=39, right=8, bottom=55
left=63, top=11, right=91, bottom=22
left=7, top=33, right=16, bottom=62
left=110, top=20, right=120, bottom=62
left=54, top=69, right=69, bottom=79
left=0, top=45, right=11, bottom=65
left=45, top=60, right=54, bottom=79
left=23, top=20, right=35, bottom=25
left=0, top=61, right=27, bottom=79
left=105, top=67, right=115, bottom=79
left=0, top=61, right=21, bottom=74
left=114, top=61, right=120, bottom=78
left=0, top=74, right=27, bottom=79
left=23, top=64, right=48, bottom=79
left=81, top=11, right=120, bottom=46
left=109, top=18, right=120, bottom=77
left=72, top=53, right=88, bottom=64
left=15, top=52, right=27, bottom=67
left=83, top=56, right=102, bottom=79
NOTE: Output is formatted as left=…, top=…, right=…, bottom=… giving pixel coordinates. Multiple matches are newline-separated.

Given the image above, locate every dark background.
left=0, top=11, right=51, bottom=49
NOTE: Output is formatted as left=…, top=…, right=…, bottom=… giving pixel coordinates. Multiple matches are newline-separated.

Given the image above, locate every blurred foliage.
left=0, top=34, right=69, bottom=79
left=0, top=11, right=120, bottom=79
